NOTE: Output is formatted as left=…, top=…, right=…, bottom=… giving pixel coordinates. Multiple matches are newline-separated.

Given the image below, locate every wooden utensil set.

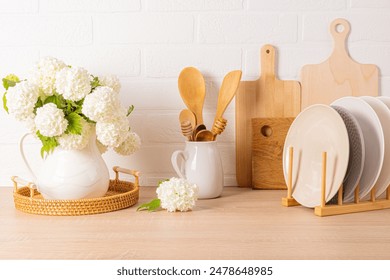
left=178, top=67, right=242, bottom=142
left=176, top=18, right=381, bottom=216
left=236, top=18, right=379, bottom=194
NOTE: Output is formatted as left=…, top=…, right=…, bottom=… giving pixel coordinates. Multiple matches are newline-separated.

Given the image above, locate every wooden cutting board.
left=301, top=18, right=379, bottom=110
left=235, top=44, right=301, bottom=188
left=252, top=117, right=294, bottom=189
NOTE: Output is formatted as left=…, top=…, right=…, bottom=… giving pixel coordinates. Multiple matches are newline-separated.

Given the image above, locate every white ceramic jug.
left=20, top=132, right=110, bottom=200
left=171, top=141, right=224, bottom=199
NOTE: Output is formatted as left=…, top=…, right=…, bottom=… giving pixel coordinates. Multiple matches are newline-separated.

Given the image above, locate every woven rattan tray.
left=12, top=166, right=139, bottom=216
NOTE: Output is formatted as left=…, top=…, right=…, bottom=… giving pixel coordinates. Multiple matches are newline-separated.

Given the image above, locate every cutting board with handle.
left=236, top=44, right=301, bottom=188
left=301, top=18, right=379, bottom=109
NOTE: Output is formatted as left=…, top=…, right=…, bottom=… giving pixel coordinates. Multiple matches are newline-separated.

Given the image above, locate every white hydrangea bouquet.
left=2, top=57, right=140, bottom=157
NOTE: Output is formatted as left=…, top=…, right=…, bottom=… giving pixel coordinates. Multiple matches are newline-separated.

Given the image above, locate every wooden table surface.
left=1, top=186, right=390, bottom=260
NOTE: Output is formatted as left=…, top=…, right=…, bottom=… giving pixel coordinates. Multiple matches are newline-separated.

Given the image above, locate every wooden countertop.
left=1, top=186, right=390, bottom=260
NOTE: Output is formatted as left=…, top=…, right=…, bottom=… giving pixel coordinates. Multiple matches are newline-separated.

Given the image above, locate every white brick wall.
left=198, top=14, right=298, bottom=44
left=303, top=14, right=390, bottom=42
left=0, top=15, right=93, bottom=46
left=0, top=0, right=389, bottom=187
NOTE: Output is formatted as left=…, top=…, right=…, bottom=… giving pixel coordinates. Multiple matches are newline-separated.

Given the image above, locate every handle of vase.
left=19, top=133, right=38, bottom=183
left=171, top=150, right=186, bottom=179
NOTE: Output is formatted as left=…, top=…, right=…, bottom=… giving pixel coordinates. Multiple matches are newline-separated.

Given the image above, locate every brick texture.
left=146, top=0, right=243, bottom=11
left=248, top=0, right=347, bottom=10
left=95, top=14, right=193, bottom=44
left=198, top=14, right=297, bottom=44
left=0, top=0, right=388, bottom=186
left=0, top=15, right=92, bottom=46
left=40, top=0, right=140, bottom=12
left=144, top=47, right=242, bottom=77
left=0, top=0, right=38, bottom=13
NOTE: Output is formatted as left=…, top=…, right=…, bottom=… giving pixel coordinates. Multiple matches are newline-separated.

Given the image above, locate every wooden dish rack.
left=282, top=147, right=390, bottom=217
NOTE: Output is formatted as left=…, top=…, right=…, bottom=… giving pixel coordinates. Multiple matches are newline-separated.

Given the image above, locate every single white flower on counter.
left=114, top=131, right=141, bottom=156
left=6, top=81, right=39, bottom=121
left=96, top=117, right=129, bottom=148
left=57, top=119, right=93, bottom=150
left=55, top=66, right=91, bottom=101
left=99, top=75, right=121, bottom=93
left=29, top=57, right=66, bottom=97
left=35, top=103, right=68, bottom=137
left=82, top=86, right=122, bottom=122
left=156, top=177, right=198, bottom=212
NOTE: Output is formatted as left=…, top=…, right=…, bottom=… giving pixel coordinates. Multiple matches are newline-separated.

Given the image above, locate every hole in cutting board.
left=335, top=24, right=345, bottom=33
left=261, top=125, right=273, bottom=137
left=266, top=49, right=270, bottom=54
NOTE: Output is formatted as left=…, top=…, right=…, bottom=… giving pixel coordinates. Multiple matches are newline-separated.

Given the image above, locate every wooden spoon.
left=192, top=124, right=206, bottom=141
left=212, top=70, right=242, bottom=128
left=179, top=109, right=196, bottom=129
left=178, top=67, right=206, bottom=125
left=196, top=118, right=228, bottom=141
left=195, top=129, right=214, bottom=141
left=180, top=121, right=193, bottom=141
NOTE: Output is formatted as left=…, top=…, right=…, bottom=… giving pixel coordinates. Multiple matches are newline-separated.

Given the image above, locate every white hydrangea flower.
left=6, top=81, right=40, bottom=121
left=25, top=117, right=37, bottom=135
left=156, top=177, right=198, bottom=212
left=55, top=66, right=92, bottom=101
left=96, top=117, right=130, bottom=148
left=99, top=75, right=121, bottom=93
left=114, top=131, right=141, bottom=156
left=35, top=103, right=68, bottom=137
left=82, top=86, right=122, bottom=122
left=57, top=119, right=93, bottom=150
left=29, top=57, right=66, bottom=96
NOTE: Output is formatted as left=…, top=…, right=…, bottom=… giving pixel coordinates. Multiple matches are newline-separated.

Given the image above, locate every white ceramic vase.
left=171, top=141, right=224, bottom=199
left=20, top=131, right=110, bottom=200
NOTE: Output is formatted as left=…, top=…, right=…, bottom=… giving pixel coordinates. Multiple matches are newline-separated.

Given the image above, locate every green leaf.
left=2, top=74, right=20, bottom=90
left=75, top=99, right=84, bottom=106
left=158, top=179, right=169, bottom=186
left=44, top=94, right=66, bottom=109
left=80, top=113, right=95, bottom=124
left=44, top=95, right=57, bottom=105
left=65, top=112, right=83, bottom=135
left=73, top=106, right=82, bottom=114
left=3, top=92, right=8, bottom=113
left=33, top=97, right=44, bottom=114
left=2, top=74, right=20, bottom=112
left=126, top=105, right=134, bottom=117
left=91, top=76, right=101, bottom=90
left=73, top=99, right=84, bottom=114
left=137, top=199, right=161, bottom=212
left=36, top=131, right=59, bottom=158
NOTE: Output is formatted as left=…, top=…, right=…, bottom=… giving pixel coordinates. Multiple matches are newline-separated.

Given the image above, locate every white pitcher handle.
left=171, top=150, right=186, bottom=179
left=19, top=133, right=38, bottom=182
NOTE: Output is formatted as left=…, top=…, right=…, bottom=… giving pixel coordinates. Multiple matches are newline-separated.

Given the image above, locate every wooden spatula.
left=212, top=70, right=242, bottom=129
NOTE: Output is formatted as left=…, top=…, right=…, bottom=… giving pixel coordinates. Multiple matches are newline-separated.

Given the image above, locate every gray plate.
left=330, top=105, right=365, bottom=203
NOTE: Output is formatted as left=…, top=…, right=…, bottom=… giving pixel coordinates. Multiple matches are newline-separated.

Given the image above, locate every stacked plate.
left=283, top=96, right=390, bottom=208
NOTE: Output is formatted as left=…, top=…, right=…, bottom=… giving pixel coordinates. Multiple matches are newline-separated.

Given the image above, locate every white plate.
left=331, top=105, right=365, bottom=203
left=374, top=96, right=390, bottom=197
left=332, top=97, right=384, bottom=200
left=283, top=104, right=349, bottom=208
